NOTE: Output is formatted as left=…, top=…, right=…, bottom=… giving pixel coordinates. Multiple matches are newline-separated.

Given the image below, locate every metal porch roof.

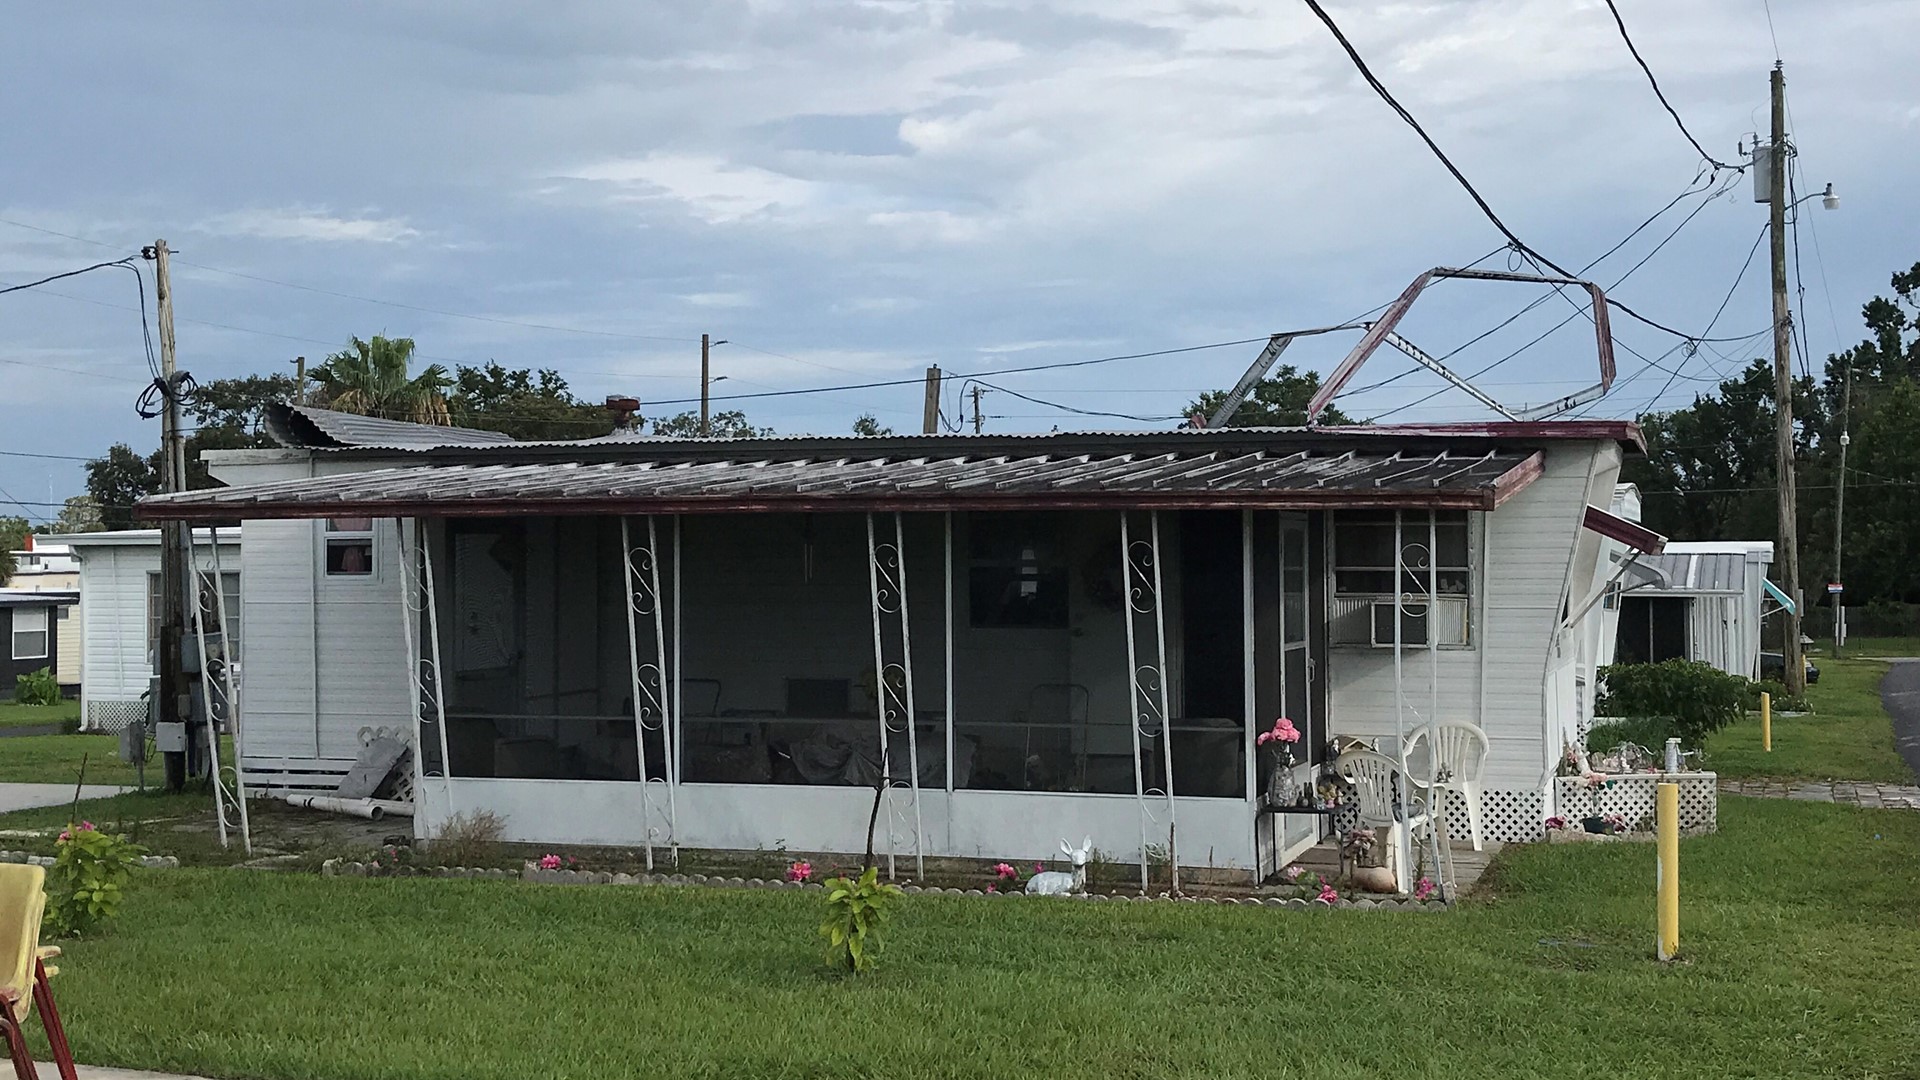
left=1633, top=551, right=1752, bottom=594
left=136, top=447, right=1545, bottom=521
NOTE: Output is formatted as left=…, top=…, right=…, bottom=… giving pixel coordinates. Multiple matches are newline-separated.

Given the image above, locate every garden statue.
left=1026, top=837, right=1092, bottom=895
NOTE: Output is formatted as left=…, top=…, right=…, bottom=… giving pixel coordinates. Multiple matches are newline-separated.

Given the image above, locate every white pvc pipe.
left=283, top=794, right=414, bottom=820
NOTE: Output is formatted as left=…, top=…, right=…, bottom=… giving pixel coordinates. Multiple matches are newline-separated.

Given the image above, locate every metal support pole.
left=419, top=523, right=453, bottom=813
left=865, top=513, right=925, bottom=879
left=944, top=512, right=955, bottom=796
left=1241, top=510, right=1257, bottom=878
left=206, top=536, right=253, bottom=852
left=186, top=548, right=230, bottom=851
left=620, top=516, right=675, bottom=869
left=1121, top=512, right=1150, bottom=892
left=1121, top=512, right=1179, bottom=892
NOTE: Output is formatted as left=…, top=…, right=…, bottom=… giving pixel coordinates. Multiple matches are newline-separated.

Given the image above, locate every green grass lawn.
left=1824, top=635, right=1920, bottom=659
left=23, top=796, right=1920, bottom=1080
left=0, top=733, right=144, bottom=786
left=0, top=697, right=79, bottom=729
left=1705, top=656, right=1914, bottom=783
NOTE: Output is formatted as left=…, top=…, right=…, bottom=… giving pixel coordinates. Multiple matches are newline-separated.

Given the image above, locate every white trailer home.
left=1614, top=540, right=1777, bottom=680
left=140, top=405, right=1659, bottom=880
left=61, top=529, right=241, bottom=733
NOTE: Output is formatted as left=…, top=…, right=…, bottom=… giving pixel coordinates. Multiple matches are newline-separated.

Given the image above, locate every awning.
left=1582, top=505, right=1666, bottom=554
left=1763, top=579, right=1796, bottom=615
left=137, top=448, right=1546, bottom=521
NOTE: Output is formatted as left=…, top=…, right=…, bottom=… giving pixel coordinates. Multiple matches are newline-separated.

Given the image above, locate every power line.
left=1301, top=0, right=1757, bottom=346
left=0, top=448, right=93, bottom=462
left=0, top=257, right=137, bottom=297
left=1760, top=0, right=1783, bottom=62
left=959, top=379, right=1179, bottom=424
left=1601, top=0, right=1743, bottom=171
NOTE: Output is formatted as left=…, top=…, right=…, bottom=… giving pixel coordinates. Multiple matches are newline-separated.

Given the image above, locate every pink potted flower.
left=786, top=860, right=813, bottom=883
left=1257, top=717, right=1304, bottom=807
left=538, top=854, right=562, bottom=870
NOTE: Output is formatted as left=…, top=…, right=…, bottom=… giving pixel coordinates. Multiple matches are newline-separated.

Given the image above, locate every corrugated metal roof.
left=264, top=404, right=517, bottom=449
left=1635, top=551, right=1750, bottom=594
left=136, top=448, right=1544, bottom=521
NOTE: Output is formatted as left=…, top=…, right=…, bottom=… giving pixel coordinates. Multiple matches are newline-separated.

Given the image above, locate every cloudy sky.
left=2, top=1, right=1912, bottom=522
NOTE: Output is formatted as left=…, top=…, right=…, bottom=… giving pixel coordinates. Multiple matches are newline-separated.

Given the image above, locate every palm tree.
left=311, top=334, right=455, bottom=425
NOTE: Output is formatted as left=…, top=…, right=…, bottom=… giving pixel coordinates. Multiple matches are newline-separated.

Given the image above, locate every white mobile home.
left=61, top=529, right=241, bottom=732
left=6, top=539, right=82, bottom=693
left=142, top=405, right=1658, bottom=879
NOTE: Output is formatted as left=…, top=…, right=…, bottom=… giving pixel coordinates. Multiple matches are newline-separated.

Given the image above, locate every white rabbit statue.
left=1026, top=837, right=1092, bottom=895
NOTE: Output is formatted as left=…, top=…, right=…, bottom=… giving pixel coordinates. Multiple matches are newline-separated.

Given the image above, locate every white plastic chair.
left=1333, top=749, right=1431, bottom=893
left=1403, top=722, right=1490, bottom=851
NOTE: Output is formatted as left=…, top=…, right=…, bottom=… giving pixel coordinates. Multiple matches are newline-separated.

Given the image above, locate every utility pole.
left=970, top=385, right=986, bottom=435
left=1767, top=64, right=1806, bottom=697
left=292, top=355, right=306, bottom=405
left=147, top=239, right=193, bottom=789
left=921, top=366, right=942, bottom=434
left=1833, top=363, right=1851, bottom=655
left=699, top=333, right=711, bottom=437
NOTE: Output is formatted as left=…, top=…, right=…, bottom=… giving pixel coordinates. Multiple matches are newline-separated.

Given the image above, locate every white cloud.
left=680, top=291, right=754, bottom=308
left=196, top=207, right=420, bottom=243
left=560, top=153, right=820, bottom=223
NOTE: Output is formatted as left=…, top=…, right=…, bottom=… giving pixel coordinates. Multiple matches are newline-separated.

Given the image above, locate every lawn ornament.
left=1026, top=837, right=1092, bottom=895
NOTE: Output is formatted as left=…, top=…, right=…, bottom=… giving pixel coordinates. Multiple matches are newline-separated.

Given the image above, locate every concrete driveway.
left=0, top=783, right=131, bottom=814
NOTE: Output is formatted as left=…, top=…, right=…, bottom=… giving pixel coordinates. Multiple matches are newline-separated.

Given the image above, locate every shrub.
left=819, top=865, right=903, bottom=974
left=1750, top=679, right=1811, bottom=714
left=13, top=666, right=59, bottom=706
left=429, top=810, right=507, bottom=867
left=1595, top=660, right=1750, bottom=749
left=45, top=821, right=147, bottom=937
left=1585, top=716, right=1677, bottom=755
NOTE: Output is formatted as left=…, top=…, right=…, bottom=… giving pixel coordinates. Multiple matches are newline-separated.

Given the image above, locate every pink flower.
left=986, top=884, right=997, bottom=893
left=538, top=854, right=562, bottom=870
left=785, top=860, right=813, bottom=883
left=1034, top=862, right=1046, bottom=874
left=1282, top=865, right=1305, bottom=883
left=1256, top=717, right=1302, bottom=746
left=1414, top=877, right=1436, bottom=901
left=56, top=830, right=70, bottom=844
left=79, top=821, right=95, bottom=832
left=991, top=862, right=1018, bottom=880
left=1544, top=816, right=1568, bottom=831
left=1315, top=882, right=1339, bottom=904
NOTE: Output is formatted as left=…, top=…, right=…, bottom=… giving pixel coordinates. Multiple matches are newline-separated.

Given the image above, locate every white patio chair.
left=1403, top=722, right=1490, bottom=851
left=1334, top=749, right=1431, bottom=894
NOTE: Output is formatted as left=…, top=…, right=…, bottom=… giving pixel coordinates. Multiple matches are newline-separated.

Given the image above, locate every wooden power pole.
left=292, top=355, right=306, bottom=404
left=970, top=385, right=985, bottom=435
left=1833, top=363, right=1850, bottom=654
left=148, top=239, right=194, bottom=789
left=921, top=367, right=942, bottom=434
left=1767, top=64, right=1806, bottom=697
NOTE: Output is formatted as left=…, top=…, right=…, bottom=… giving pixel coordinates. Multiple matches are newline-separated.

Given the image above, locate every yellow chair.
left=0, top=863, right=77, bottom=1080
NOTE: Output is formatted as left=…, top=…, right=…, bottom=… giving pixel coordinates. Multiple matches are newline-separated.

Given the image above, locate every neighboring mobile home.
left=139, top=404, right=1659, bottom=879
left=1614, top=540, right=1776, bottom=680
left=61, top=529, right=241, bottom=732
left=1, top=589, right=77, bottom=695
left=6, top=538, right=83, bottom=693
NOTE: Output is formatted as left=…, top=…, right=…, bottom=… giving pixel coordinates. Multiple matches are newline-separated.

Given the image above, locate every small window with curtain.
left=1329, top=509, right=1472, bottom=647
left=325, top=517, right=375, bottom=577
left=11, top=606, right=49, bottom=660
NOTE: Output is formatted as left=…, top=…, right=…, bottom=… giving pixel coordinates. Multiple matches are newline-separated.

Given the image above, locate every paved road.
left=1882, top=658, right=1920, bottom=781
left=0, top=783, right=131, bottom=814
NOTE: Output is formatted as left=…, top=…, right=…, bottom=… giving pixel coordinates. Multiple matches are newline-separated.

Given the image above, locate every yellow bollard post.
left=1761, top=690, right=1772, bottom=752
left=1656, top=781, right=1679, bottom=961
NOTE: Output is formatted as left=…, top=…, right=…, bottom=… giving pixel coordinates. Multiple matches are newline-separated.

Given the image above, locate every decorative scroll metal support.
left=187, top=538, right=251, bottom=854
left=1120, top=511, right=1179, bottom=893
left=1390, top=511, right=1458, bottom=900
left=396, top=518, right=454, bottom=821
left=867, top=512, right=927, bottom=880
left=621, top=515, right=678, bottom=870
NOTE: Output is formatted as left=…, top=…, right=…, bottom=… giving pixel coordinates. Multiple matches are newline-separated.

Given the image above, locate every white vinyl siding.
left=1327, top=443, right=1617, bottom=793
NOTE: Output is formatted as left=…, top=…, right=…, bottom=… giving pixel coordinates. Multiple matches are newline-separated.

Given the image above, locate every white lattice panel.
left=1473, top=787, right=1545, bottom=844
left=84, top=699, right=146, bottom=734
left=1553, top=773, right=1717, bottom=836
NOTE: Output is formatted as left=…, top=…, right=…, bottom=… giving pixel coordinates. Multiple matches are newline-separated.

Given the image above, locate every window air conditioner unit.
left=1370, top=600, right=1429, bottom=647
